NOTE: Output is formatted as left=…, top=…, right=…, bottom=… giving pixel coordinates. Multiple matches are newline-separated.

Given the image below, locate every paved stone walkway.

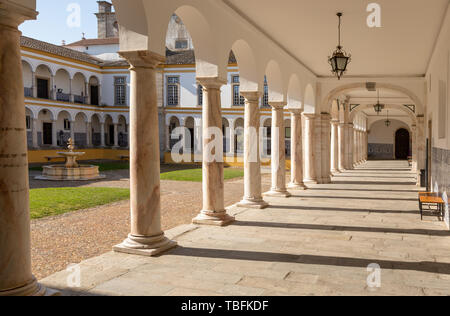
left=41, top=161, right=450, bottom=296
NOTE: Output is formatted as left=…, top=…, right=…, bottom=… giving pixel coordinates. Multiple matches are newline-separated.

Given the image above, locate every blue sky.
left=20, top=0, right=101, bottom=45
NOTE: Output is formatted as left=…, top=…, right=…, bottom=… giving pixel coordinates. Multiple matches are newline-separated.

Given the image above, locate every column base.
left=264, top=189, right=291, bottom=198
left=304, top=179, right=318, bottom=185
left=331, top=169, right=341, bottom=174
left=321, top=177, right=332, bottom=184
left=193, top=210, right=235, bottom=226
left=0, top=278, right=60, bottom=297
left=288, top=182, right=307, bottom=190
left=237, top=198, right=269, bottom=209
left=113, top=233, right=177, bottom=257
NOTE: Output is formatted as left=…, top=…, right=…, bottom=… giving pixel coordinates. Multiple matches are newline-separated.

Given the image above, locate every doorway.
left=90, top=85, right=99, bottom=105
left=42, top=122, right=52, bottom=145
left=109, top=124, right=115, bottom=146
left=395, top=128, right=410, bottom=160
left=37, top=78, right=49, bottom=99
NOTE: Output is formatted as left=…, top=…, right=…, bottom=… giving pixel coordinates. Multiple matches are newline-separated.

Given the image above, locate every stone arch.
left=37, top=108, right=55, bottom=121
left=287, top=74, right=303, bottom=109
left=56, top=110, right=73, bottom=122
left=173, top=5, right=222, bottom=78
left=321, top=82, right=424, bottom=116
left=265, top=60, right=285, bottom=103
left=55, top=68, right=71, bottom=100
left=304, top=83, right=315, bottom=114
left=35, top=64, right=54, bottom=77
left=351, top=104, right=417, bottom=125
left=229, top=39, right=262, bottom=92
left=22, top=60, right=33, bottom=92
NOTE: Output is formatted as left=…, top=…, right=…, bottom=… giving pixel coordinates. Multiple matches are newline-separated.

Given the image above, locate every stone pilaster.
left=0, top=0, right=54, bottom=296
left=32, top=118, right=38, bottom=149
left=113, top=123, right=119, bottom=148
left=51, top=119, right=58, bottom=147
left=113, top=50, right=177, bottom=256
left=100, top=122, right=105, bottom=147
left=338, top=122, right=346, bottom=171
left=237, top=92, right=268, bottom=208
left=320, top=113, right=331, bottom=183
left=86, top=121, right=92, bottom=147
left=264, top=102, right=291, bottom=197
left=193, top=77, right=235, bottom=226
left=288, top=109, right=306, bottom=190
left=411, top=125, right=418, bottom=172
left=330, top=119, right=340, bottom=173
left=303, top=113, right=317, bottom=184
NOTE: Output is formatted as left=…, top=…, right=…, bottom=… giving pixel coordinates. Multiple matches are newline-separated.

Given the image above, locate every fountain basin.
left=35, top=165, right=106, bottom=181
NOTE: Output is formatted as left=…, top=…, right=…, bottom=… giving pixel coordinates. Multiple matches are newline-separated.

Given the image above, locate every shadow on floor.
left=290, top=195, right=418, bottom=202
left=267, top=204, right=418, bottom=215
left=308, top=188, right=420, bottom=193
left=171, top=247, right=450, bottom=275
left=233, top=220, right=450, bottom=237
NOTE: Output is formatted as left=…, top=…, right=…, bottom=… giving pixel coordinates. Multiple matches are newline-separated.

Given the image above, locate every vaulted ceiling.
left=225, top=0, right=449, bottom=77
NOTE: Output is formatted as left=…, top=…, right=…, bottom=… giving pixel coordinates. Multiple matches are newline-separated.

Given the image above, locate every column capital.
left=302, top=113, right=316, bottom=120
left=269, top=102, right=287, bottom=110
left=240, top=91, right=261, bottom=102
left=0, top=0, right=37, bottom=28
left=331, top=119, right=340, bottom=125
left=119, top=50, right=165, bottom=69
left=288, top=108, right=303, bottom=116
left=197, top=77, right=227, bottom=90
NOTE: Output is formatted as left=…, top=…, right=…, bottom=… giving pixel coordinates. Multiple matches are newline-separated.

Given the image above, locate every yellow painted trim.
left=25, top=98, right=129, bottom=113
left=28, top=148, right=130, bottom=164
left=163, top=152, right=291, bottom=168
left=22, top=53, right=103, bottom=74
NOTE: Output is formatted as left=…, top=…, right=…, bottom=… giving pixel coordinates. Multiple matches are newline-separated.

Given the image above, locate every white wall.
left=369, top=119, right=411, bottom=145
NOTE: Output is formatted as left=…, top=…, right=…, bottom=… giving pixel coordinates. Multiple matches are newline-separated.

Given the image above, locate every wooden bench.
left=419, top=192, right=445, bottom=221
left=118, top=155, right=130, bottom=161
left=44, top=156, right=64, bottom=162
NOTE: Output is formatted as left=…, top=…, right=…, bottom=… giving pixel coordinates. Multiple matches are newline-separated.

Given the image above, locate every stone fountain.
left=36, top=138, right=105, bottom=181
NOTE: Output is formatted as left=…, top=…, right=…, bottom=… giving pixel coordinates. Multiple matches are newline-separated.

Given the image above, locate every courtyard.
left=38, top=161, right=450, bottom=296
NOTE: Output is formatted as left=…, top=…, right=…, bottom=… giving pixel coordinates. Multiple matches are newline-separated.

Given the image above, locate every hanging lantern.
left=385, top=110, right=391, bottom=127
left=328, top=13, right=351, bottom=80
left=373, top=90, right=384, bottom=115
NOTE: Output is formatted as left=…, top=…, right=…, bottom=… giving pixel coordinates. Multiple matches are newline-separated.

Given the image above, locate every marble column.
left=69, top=78, right=74, bottom=103
left=303, top=113, right=317, bottom=184
left=50, top=75, right=56, bottom=100
left=100, top=122, right=105, bottom=147
left=113, top=50, right=176, bottom=256
left=265, top=102, right=291, bottom=197
left=288, top=109, right=306, bottom=190
left=353, top=129, right=358, bottom=166
left=86, top=121, right=92, bottom=148
left=229, top=119, right=236, bottom=156
left=193, top=77, right=235, bottom=226
left=0, top=2, right=52, bottom=296
left=70, top=120, right=75, bottom=142
left=113, top=123, right=119, bottom=148
left=346, top=124, right=354, bottom=170
left=330, top=119, right=340, bottom=173
left=338, top=123, right=346, bottom=171
left=237, top=92, right=268, bottom=208
left=320, top=114, right=331, bottom=183
left=52, top=120, right=58, bottom=147
left=31, top=71, right=37, bottom=98
left=32, top=118, right=38, bottom=149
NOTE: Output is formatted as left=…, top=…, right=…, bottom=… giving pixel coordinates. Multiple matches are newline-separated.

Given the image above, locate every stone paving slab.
left=41, top=161, right=450, bottom=296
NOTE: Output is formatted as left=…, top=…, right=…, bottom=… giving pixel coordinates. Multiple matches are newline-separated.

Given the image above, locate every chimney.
left=95, top=1, right=117, bottom=39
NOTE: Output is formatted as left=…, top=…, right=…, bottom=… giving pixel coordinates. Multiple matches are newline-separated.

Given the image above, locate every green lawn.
left=160, top=168, right=244, bottom=182
left=29, top=187, right=130, bottom=219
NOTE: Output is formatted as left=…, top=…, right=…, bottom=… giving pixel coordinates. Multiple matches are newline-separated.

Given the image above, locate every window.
left=114, top=77, right=127, bottom=106
left=232, top=75, right=245, bottom=106
left=197, top=85, right=203, bottom=106
left=64, top=119, right=71, bottom=131
left=26, top=116, right=31, bottom=130
left=262, top=77, right=269, bottom=107
left=175, top=39, right=188, bottom=50
left=438, top=80, right=447, bottom=139
left=167, top=76, right=180, bottom=106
